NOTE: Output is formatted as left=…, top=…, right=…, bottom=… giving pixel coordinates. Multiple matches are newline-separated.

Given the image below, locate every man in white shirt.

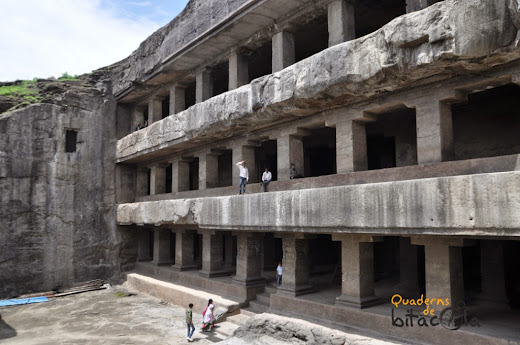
left=276, top=262, right=283, bottom=285
left=261, top=168, right=272, bottom=192
left=236, top=161, right=249, bottom=194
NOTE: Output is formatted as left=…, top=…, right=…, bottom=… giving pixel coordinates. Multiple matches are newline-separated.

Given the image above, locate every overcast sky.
left=0, top=0, right=189, bottom=81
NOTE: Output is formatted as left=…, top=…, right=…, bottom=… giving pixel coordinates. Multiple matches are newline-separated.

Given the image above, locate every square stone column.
left=272, top=31, right=295, bottom=73
left=327, top=0, right=356, bottom=47
left=395, top=237, right=421, bottom=297
left=199, top=230, right=226, bottom=277
left=198, top=153, right=219, bottom=190
left=137, top=229, right=152, bottom=261
left=149, top=165, right=166, bottom=195
left=172, top=160, right=190, bottom=193
left=173, top=229, right=197, bottom=271
left=233, top=233, right=265, bottom=287
left=232, top=145, right=256, bottom=184
left=477, top=240, right=510, bottom=310
left=152, top=229, right=172, bottom=265
left=406, top=0, right=438, bottom=13
left=169, top=84, right=186, bottom=114
left=336, top=119, right=367, bottom=173
left=229, top=51, right=249, bottom=90
left=412, top=237, right=465, bottom=307
left=148, top=97, right=163, bottom=124
left=196, top=67, right=213, bottom=103
left=415, top=100, right=453, bottom=164
left=333, top=234, right=381, bottom=308
left=136, top=168, right=149, bottom=197
left=277, top=135, right=303, bottom=181
left=276, top=233, right=313, bottom=296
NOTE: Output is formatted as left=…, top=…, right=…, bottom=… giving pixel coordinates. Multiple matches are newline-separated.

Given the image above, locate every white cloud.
left=0, top=0, right=161, bottom=81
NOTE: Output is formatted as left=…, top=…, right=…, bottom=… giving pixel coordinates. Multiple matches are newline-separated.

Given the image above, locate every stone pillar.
left=333, top=234, right=381, bottom=308
left=137, top=229, right=152, bottom=261
left=277, top=135, right=303, bottom=181
left=328, top=0, right=356, bottom=47
left=395, top=237, right=421, bottom=297
left=199, top=231, right=225, bottom=277
left=224, top=234, right=234, bottom=268
left=412, top=237, right=464, bottom=307
left=406, top=0, right=438, bottom=13
left=229, top=51, right=249, bottom=90
left=336, top=119, right=367, bottom=173
left=172, top=160, right=190, bottom=193
left=136, top=168, right=149, bottom=197
left=199, top=153, right=219, bottom=190
left=233, top=233, right=265, bottom=287
left=232, top=145, right=257, bottom=185
left=133, top=107, right=145, bottom=129
left=152, top=229, right=171, bottom=265
left=149, top=165, right=166, bottom=195
left=169, top=84, right=186, bottom=114
left=276, top=234, right=313, bottom=296
left=196, top=67, right=213, bottom=103
left=272, top=31, right=295, bottom=73
left=415, top=100, right=453, bottom=164
left=478, top=240, right=510, bottom=310
left=148, top=97, right=163, bottom=124
left=173, top=229, right=197, bottom=271
left=395, top=133, right=418, bottom=167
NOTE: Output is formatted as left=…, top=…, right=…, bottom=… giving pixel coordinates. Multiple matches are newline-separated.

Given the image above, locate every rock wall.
left=0, top=75, right=127, bottom=298
left=110, top=0, right=251, bottom=95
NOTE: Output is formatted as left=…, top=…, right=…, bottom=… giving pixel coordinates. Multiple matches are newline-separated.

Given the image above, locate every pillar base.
left=172, top=264, right=199, bottom=272
left=199, top=268, right=234, bottom=278
left=233, top=276, right=266, bottom=287
left=277, top=285, right=314, bottom=297
left=335, top=294, right=380, bottom=309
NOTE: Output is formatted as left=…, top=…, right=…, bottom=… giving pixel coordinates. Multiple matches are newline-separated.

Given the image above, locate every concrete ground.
left=0, top=286, right=238, bottom=345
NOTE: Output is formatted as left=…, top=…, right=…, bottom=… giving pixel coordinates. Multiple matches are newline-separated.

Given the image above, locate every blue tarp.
left=0, top=296, right=49, bottom=307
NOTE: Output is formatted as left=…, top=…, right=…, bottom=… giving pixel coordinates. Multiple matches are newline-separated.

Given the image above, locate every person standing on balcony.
left=236, top=161, right=249, bottom=195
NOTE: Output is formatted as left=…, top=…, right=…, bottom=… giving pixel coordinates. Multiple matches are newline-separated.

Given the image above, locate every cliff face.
left=0, top=73, right=131, bottom=298
left=109, top=0, right=251, bottom=96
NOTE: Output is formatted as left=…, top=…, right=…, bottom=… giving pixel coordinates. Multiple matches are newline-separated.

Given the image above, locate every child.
left=186, top=303, right=195, bottom=342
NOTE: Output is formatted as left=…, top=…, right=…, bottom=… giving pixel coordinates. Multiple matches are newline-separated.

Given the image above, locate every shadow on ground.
left=0, top=317, right=17, bottom=340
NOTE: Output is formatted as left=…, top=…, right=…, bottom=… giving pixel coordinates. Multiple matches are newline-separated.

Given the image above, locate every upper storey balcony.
left=115, top=0, right=518, bottom=166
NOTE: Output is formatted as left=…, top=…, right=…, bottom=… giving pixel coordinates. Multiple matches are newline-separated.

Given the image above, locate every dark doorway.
left=303, top=127, right=336, bottom=178
left=218, top=150, right=232, bottom=187
left=189, top=158, right=199, bottom=191
left=184, top=81, right=196, bottom=109
left=248, top=41, right=272, bottom=82
left=255, top=140, right=278, bottom=182
left=355, top=0, right=407, bottom=38
left=212, top=61, right=229, bottom=97
left=162, top=96, right=170, bottom=119
left=165, top=164, right=172, bottom=194
left=452, top=84, right=520, bottom=160
left=366, top=106, right=417, bottom=170
left=294, top=15, right=329, bottom=63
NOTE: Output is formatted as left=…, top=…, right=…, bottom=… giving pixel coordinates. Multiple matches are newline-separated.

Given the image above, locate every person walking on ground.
left=261, top=168, right=272, bottom=192
left=236, top=161, right=249, bottom=195
left=276, top=262, right=283, bottom=286
left=289, top=163, right=303, bottom=179
left=202, top=299, right=215, bottom=332
left=186, top=303, right=195, bottom=341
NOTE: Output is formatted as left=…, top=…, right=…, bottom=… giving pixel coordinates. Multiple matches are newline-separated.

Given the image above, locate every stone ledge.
left=117, top=171, right=520, bottom=236
left=124, top=272, right=240, bottom=316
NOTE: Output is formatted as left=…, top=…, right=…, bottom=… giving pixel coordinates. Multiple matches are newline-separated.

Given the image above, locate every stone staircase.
left=244, top=284, right=276, bottom=314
